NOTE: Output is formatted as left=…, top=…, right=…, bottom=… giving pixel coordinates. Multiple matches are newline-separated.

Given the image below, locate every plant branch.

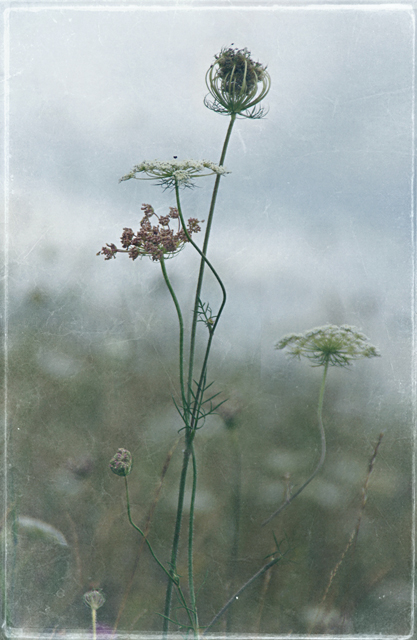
left=187, top=114, right=236, bottom=410
left=124, top=477, right=192, bottom=628
left=160, top=255, right=188, bottom=427
left=202, top=555, right=281, bottom=635
left=163, top=445, right=192, bottom=636
left=188, top=444, right=199, bottom=636
left=163, top=114, right=236, bottom=636
left=124, top=477, right=173, bottom=584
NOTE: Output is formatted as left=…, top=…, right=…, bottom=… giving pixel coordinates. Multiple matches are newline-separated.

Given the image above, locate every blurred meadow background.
left=3, top=2, right=415, bottom=637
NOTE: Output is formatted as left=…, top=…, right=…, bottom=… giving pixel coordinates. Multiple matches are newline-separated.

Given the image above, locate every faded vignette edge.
left=1, top=1, right=416, bottom=638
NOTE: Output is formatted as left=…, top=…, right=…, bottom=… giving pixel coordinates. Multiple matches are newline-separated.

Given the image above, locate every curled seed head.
left=205, top=46, right=271, bottom=119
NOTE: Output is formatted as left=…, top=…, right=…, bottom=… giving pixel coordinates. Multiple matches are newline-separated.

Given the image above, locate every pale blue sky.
left=5, top=3, right=415, bottom=402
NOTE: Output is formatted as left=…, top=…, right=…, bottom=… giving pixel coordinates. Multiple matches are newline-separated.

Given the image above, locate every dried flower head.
left=120, top=159, right=230, bottom=190
left=109, top=448, right=133, bottom=477
left=83, top=590, right=106, bottom=611
left=97, top=204, right=204, bottom=263
left=276, top=325, right=381, bottom=368
left=204, top=46, right=271, bottom=118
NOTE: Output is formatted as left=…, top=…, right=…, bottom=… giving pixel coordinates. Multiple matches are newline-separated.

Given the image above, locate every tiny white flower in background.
left=83, top=590, right=106, bottom=611
left=276, top=324, right=381, bottom=368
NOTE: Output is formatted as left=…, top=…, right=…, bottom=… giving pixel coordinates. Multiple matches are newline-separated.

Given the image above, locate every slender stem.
left=92, top=608, right=97, bottom=640
left=188, top=444, right=199, bottom=636
left=113, top=440, right=179, bottom=634
left=173, top=186, right=228, bottom=432
left=189, top=331, right=214, bottom=430
left=262, top=361, right=329, bottom=526
left=174, top=183, right=227, bottom=329
left=187, top=114, right=236, bottom=408
left=124, top=477, right=192, bottom=628
left=174, top=185, right=227, bottom=431
left=164, top=115, right=236, bottom=636
left=202, top=555, right=281, bottom=635
left=163, top=445, right=191, bottom=636
left=124, top=477, right=171, bottom=582
left=160, top=255, right=188, bottom=426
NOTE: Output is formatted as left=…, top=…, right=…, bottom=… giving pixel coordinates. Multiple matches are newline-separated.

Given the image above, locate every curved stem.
left=202, top=555, right=281, bottom=635
left=124, top=477, right=192, bottom=627
left=187, top=114, right=236, bottom=408
left=262, top=361, right=329, bottom=526
left=160, top=255, right=188, bottom=427
left=174, top=183, right=227, bottom=327
left=124, top=477, right=172, bottom=582
left=174, top=182, right=227, bottom=432
left=188, top=444, right=199, bottom=635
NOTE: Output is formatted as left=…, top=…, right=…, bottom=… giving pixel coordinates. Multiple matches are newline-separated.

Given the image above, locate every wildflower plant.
left=96, top=45, right=381, bottom=638
left=83, top=590, right=105, bottom=640
left=262, top=325, right=380, bottom=525
left=97, top=45, right=275, bottom=638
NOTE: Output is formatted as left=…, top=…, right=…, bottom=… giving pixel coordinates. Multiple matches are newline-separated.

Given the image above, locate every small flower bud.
left=83, top=589, right=106, bottom=611
left=109, top=448, right=133, bottom=477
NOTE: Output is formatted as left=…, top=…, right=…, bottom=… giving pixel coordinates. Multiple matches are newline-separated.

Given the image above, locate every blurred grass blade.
left=17, top=516, right=69, bottom=547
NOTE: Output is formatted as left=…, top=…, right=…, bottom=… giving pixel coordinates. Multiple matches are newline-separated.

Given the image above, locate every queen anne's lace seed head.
left=276, top=324, right=381, bottom=368
left=83, top=590, right=106, bottom=611
left=204, top=46, right=271, bottom=119
left=120, top=159, right=230, bottom=190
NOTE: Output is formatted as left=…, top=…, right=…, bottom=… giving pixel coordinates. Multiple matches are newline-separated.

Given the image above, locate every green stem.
left=124, top=477, right=171, bottom=582
left=174, top=185, right=227, bottom=432
left=189, top=331, right=214, bottom=430
left=187, top=114, right=236, bottom=409
left=261, top=361, right=329, bottom=526
left=163, top=115, right=236, bottom=636
left=160, top=255, right=188, bottom=427
left=163, top=444, right=191, bottom=636
left=92, top=608, right=96, bottom=640
left=188, top=444, right=199, bottom=636
left=174, top=183, right=227, bottom=330
left=124, top=477, right=192, bottom=627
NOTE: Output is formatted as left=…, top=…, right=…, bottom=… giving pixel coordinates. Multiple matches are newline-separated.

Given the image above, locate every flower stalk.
left=262, top=325, right=380, bottom=526
left=83, top=590, right=105, bottom=640
left=262, top=360, right=329, bottom=526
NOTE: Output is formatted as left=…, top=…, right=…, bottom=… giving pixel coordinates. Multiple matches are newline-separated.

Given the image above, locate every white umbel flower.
left=120, top=159, right=230, bottom=189
left=276, top=324, right=381, bottom=368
